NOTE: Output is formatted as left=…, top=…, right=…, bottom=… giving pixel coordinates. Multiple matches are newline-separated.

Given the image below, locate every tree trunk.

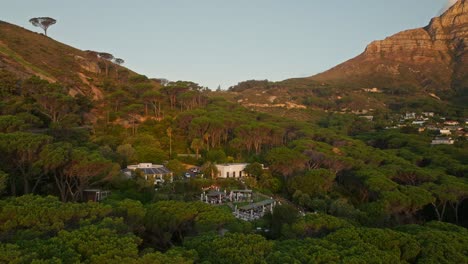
left=10, top=177, right=16, bottom=196
left=158, top=102, right=161, bottom=118
left=54, top=172, right=67, bottom=202
left=105, top=63, right=109, bottom=77
left=441, top=202, right=447, bottom=221
left=454, top=202, right=459, bottom=225
left=432, top=202, right=442, bottom=221
left=32, top=174, right=45, bottom=193
left=169, top=135, right=172, bottom=157
left=23, top=176, right=30, bottom=194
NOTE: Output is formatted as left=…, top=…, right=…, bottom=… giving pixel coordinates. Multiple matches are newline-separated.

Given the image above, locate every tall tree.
left=190, top=138, right=204, bottom=160
left=114, top=58, right=124, bottom=79
left=123, top=104, right=144, bottom=136
left=0, top=132, right=51, bottom=195
left=167, top=127, right=173, bottom=157
left=98, top=52, right=114, bottom=77
left=266, top=147, right=307, bottom=180
left=142, top=90, right=163, bottom=118
left=63, top=148, right=117, bottom=202
left=29, top=17, right=56, bottom=36
left=37, top=143, right=116, bottom=202
left=34, top=92, right=77, bottom=125
left=114, top=58, right=124, bottom=65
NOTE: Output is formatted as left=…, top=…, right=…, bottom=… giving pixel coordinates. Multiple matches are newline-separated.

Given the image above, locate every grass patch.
left=0, top=44, right=53, bottom=79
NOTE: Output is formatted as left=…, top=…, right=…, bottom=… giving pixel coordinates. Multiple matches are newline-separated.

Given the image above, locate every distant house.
left=439, top=129, right=451, bottom=136
left=360, top=116, right=374, bottom=121
left=412, top=120, right=425, bottom=126
left=216, top=163, right=250, bottom=178
left=83, top=189, right=111, bottom=202
left=404, top=112, right=416, bottom=120
left=431, top=137, right=455, bottom=145
left=362, top=88, right=382, bottom=93
left=422, top=112, right=435, bottom=117
left=444, top=121, right=459, bottom=126
left=123, top=163, right=173, bottom=185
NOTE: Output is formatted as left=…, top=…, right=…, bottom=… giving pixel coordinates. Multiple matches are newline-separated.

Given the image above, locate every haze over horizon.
left=1, top=0, right=457, bottom=89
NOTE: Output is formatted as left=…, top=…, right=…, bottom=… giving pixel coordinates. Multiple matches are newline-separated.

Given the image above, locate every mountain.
left=226, top=1, right=467, bottom=116
left=0, top=20, right=138, bottom=99
left=309, top=0, right=467, bottom=97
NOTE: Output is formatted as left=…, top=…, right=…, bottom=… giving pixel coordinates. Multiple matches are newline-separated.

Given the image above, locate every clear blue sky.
left=1, top=0, right=456, bottom=89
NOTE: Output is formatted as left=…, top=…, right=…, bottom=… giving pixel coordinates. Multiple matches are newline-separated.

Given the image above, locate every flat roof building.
left=216, top=163, right=249, bottom=179
left=123, top=163, right=172, bottom=185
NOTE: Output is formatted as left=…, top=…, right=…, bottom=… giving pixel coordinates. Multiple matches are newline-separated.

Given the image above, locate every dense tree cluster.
left=0, top=66, right=467, bottom=262
left=0, top=195, right=467, bottom=263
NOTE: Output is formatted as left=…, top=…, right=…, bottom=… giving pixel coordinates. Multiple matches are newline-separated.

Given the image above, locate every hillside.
left=0, top=6, right=467, bottom=264
left=0, top=20, right=138, bottom=99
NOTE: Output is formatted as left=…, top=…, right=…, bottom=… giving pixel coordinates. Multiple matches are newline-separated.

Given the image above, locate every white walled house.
left=439, top=129, right=452, bottom=136
left=123, top=163, right=173, bottom=185
left=431, top=137, right=455, bottom=145
left=216, top=163, right=249, bottom=178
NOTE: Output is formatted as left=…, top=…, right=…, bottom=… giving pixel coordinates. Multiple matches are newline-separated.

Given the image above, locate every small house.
left=216, top=163, right=250, bottom=178
left=123, top=163, right=173, bottom=185
left=431, top=137, right=455, bottom=145
left=404, top=112, right=416, bottom=120
left=439, top=129, right=451, bottom=136
left=83, top=189, right=111, bottom=202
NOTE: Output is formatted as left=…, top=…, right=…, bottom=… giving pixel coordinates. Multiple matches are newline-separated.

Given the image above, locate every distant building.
left=422, top=112, right=435, bottom=117
left=362, top=88, right=382, bottom=93
left=444, top=121, right=459, bottom=126
left=439, top=129, right=451, bottom=136
left=404, top=112, right=416, bottom=120
left=431, top=137, right=455, bottom=145
left=360, top=116, right=374, bottom=121
left=123, top=163, right=173, bottom=185
left=412, top=120, right=425, bottom=126
left=216, top=163, right=250, bottom=178
left=83, top=189, right=111, bottom=202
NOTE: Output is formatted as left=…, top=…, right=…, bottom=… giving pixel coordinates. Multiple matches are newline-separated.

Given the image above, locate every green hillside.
left=0, top=18, right=467, bottom=263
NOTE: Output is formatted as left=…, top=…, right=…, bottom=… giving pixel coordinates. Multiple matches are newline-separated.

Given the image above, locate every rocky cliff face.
left=311, top=0, right=467, bottom=95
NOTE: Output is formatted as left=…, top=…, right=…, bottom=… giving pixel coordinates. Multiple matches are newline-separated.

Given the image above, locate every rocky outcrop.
left=311, top=0, right=467, bottom=94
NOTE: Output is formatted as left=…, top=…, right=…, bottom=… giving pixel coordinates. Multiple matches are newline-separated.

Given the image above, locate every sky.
left=0, top=0, right=457, bottom=89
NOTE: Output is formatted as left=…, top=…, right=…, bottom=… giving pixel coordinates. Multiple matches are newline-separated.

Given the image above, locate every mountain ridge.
left=308, top=0, right=467, bottom=96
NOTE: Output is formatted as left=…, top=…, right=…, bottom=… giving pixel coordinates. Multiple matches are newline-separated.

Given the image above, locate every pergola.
left=234, top=199, right=277, bottom=221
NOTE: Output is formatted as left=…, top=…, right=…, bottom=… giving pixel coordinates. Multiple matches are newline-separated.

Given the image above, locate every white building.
left=431, top=137, right=455, bottom=145
left=422, top=112, right=434, bottom=117
left=216, top=163, right=249, bottom=178
left=412, top=120, right=425, bottom=126
left=439, top=129, right=451, bottom=136
left=444, top=121, right=459, bottom=126
left=404, top=112, right=416, bottom=120
left=123, top=163, right=173, bottom=185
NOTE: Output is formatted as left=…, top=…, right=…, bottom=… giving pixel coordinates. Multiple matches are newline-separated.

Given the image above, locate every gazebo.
left=234, top=199, right=277, bottom=221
